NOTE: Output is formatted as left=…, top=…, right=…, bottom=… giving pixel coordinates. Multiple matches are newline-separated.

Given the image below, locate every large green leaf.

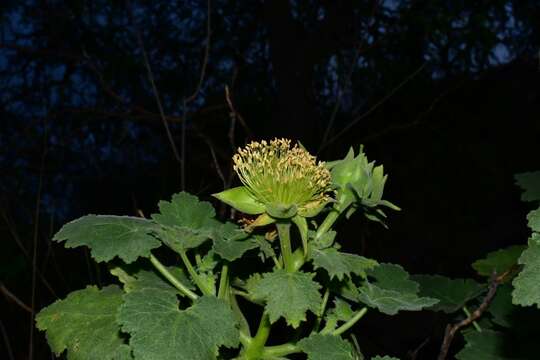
left=36, top=285, right=131, bottom=360
left=211, top=222, right=260, bottom=261
left=53, top=215, right=160, bottom=263
left=298, top=334, right=354, bottom=360
left=413, top=275, right=484, bottom=313
left=357, top=264, right=438, bottom=315
left=151, top=192, right=221, bottom=253
left=118, top=269, right=239, bottom=360
left=514, top=171, right=540, bottom=202
left=455, top=330, right=515, bottom=360
left=310, top=247, right=378, bottom=280
left=472, top=245, right=525, bottom=278
left=250, top=269, right=322, bottom=328
left=512, top=236, right=540, bottom=308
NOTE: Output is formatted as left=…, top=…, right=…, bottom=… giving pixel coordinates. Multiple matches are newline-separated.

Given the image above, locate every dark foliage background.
left=1, top=0, right=539, bottom=358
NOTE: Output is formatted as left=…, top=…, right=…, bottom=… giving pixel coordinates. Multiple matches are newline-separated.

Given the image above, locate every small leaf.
left=152, top=191, right=218, bottom=228
left=152, top=225, right=212, bottom=253
left=310, top=248, right=378, bottom=280
left=472, top=245, right=526, bottom=278
left=53, top=215, right=160, bottom=263
left=118, top=270, right=239, bottom=360
left=212, top=186, right=265, bottom=215
left=514, top=171, right=540, bottom=202
left=36, top=285, right=131, bottom=360
left=512, top=237, right=540, bottom=308
left=527, top=208, right=540, bottom=232
left=321, top=298, right=354, bottom=333
left=298, top=334, right=355, bottom=360
left=250, top=269, right=322, bottom=328
left=413, top=275, right=485, bottom=313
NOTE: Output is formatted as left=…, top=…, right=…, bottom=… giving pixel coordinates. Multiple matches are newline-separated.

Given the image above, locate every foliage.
left=36, top=141, right=540, bottom=359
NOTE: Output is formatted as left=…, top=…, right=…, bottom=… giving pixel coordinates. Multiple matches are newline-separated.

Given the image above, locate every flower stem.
left=149, top=254, right=198, bottom=300
left=179, top=250, right=213, bottom=296
left=331, top=307, right=368, bottom=336
left=276, top=222, right=295, bottom=273
left=242, top=312, right=271, bottom=359
left=218, top=264, right=229, bottom=300
left=315, top=209, right=340, bottom=242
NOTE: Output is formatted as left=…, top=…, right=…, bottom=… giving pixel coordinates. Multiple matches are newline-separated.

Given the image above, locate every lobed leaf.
left=118, top=269, right=239, bottom=360
left=211, top=222, right=260, bottom=261
left=250, top=269, right=322, bottom=328
left=35, top=285, right=131, bottom=360
left=512, top=236, right=540, bottom=308
left=53, top=215, right=160, bottom=263
left=472, top=245, right=525, bottom=278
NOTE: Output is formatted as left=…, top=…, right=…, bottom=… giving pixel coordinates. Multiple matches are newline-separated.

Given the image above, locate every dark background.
left=1, top=0, right=539, bottom=359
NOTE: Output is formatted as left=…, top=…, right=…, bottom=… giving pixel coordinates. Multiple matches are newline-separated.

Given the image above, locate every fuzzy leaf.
left=357, top=264, right=438, bottom=315
left=321, top=298, right=354, bottom=333
left=472, top=245, right=526, bottom=278
left=515, top=171, right=540, bottom=202
left=250, top=269, right=321, bottom=328
left=512, top=237, right=540, bottom=308
left=310, top=247, right=378, bottom=280
left=35, top=285, right=131, bottom=360
left=53, top=215, right=160, bottom=263
left=413, top=275, right=484, bottom=313
left=527, top=208, right=540, bottom=232
left=298, top=334, right=354, bottom=360
left=118, top=270, right=239, bottom=360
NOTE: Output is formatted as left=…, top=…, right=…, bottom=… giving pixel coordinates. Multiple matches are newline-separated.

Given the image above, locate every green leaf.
left=357, top=264, right=438, bottom=315
left=514, top=171, right=540, bottom=202
left=211, top=222, right=259, bottom=261
left=212, top=186, right=265, bottom=215
left=53, top=215, right=160, bottom=263
left=310, top=247, right=378, bottom=280
left=298, top=334, right=354, bottom=360
left=512, top=238, right=540, bottom=308
left=152, top=191, right=218, bottom=228
left=36, top=285, right=131, bottom=360
left=455, top=330, right=510, bottom=360
left=412, top=275, right=484, bottom=313
left=488, top=284, right=540, bottom=329
left=321, top=298, right=354, bottom=333
left=150, top=192, right=221, bottom=253
left=250, top=269, right=322, bottom=328
left=527, top=208, right=540, bottom=232
left=472, top=245, right=526, bottom=278
left=118, top=270, right=239, bottom=360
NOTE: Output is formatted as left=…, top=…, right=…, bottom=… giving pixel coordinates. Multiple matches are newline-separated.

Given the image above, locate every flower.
left=214, top=138, right=332, bottom=219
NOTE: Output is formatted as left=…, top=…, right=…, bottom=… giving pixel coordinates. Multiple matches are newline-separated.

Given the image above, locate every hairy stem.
left=149, top=254, right=198, bottom=300
left=263, top=343, right=301, bottom=358
left=179, top=251, right=213, bottom=296
left=312, top=288, right=330, bottom=333
left=276, top=222, right=294, bottom=272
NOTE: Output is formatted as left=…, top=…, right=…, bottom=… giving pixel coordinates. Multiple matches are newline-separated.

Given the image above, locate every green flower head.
left=214, top=138, right=332, bottom=219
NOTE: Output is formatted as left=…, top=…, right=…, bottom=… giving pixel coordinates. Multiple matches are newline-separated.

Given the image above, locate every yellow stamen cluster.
left=232, top=138, right=332, bottom=207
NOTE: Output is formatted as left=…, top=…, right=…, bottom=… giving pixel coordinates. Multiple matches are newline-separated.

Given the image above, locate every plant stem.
left=179, top=250, right=213, bottom=296
left=149, top=254, right=198, bottom=300
left=242, top=312, right=271, bottom=359
left=331, top=307, right=368, bottom=336
left=276, top=222, right=294, bottom=273
left=462, top=306, right=482, bottom=332
left=312, top=288, right=330, bottom=333
left=314, top=209, right=340, bottom=241
left=218, top=264, right=229, bottom=299
left=263, top=343, right=301, bottom=358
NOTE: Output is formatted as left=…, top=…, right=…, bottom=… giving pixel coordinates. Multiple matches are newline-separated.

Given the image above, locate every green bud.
left=212, top=186, right=265, bottom=215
